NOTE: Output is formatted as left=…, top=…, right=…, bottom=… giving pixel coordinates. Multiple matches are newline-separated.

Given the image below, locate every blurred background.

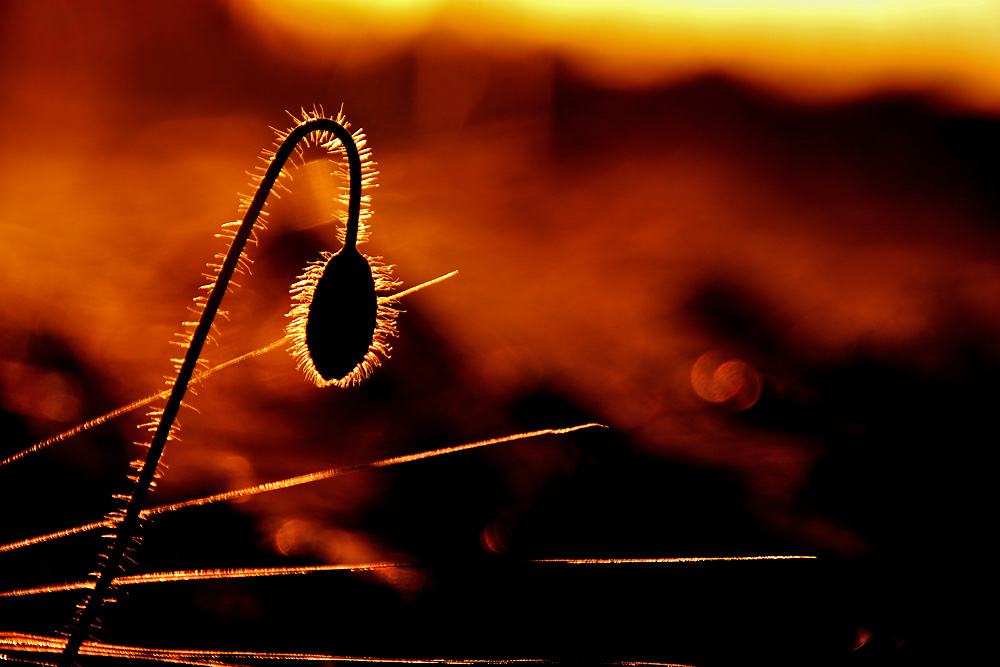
left=1, top=0, right=998, bottom=664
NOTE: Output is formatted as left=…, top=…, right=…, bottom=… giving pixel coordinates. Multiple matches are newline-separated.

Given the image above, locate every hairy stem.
left=60, top=116, right=363, bottom=665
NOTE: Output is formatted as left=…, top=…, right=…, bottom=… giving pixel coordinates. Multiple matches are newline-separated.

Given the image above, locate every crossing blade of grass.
left=1, top=631, right=700, bottom=666
left=0, top=273, right=457, bottom=471
left=0, top=423, right=603, bottom=555
left=1, top=555, right=815, bottom=600
left=144, top=424, right=605, bottom=516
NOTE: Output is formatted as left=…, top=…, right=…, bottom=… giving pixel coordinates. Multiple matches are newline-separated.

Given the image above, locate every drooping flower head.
left=284, top=108, right=399, bottom=387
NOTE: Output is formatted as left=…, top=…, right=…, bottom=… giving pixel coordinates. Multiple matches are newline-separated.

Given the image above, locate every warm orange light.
left=691, top=352, right=762, bottom=411
left=850, top=626, right=874, bottom=651
left=233, top=0, right=1000, bottom=110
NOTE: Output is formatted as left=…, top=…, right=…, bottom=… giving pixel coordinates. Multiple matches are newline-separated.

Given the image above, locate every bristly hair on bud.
left=283, top=107, right=401, bottom=387
left=287, top=249, right=399, bottom=387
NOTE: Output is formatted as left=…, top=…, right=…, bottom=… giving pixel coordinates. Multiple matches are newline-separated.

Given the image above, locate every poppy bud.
left=287, top=247, right=397, bottom=388
left=305, top=246, right=376, bottom=381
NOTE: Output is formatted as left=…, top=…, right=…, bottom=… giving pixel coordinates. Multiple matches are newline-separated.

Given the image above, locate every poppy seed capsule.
left=306, top=247, right=377, bottom=381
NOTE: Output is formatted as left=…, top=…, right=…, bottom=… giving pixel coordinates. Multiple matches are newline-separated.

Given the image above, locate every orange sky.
left=235, top=0, right=1000, bottom=111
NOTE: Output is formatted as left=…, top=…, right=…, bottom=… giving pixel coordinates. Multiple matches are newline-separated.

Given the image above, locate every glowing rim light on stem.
left=0, top=555, right=814, bottom=599
left=0, top=422, right=601, bottom=555
left=0, top=631, right=701, bottom=665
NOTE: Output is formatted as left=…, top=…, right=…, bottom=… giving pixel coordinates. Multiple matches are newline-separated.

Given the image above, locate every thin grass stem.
left=0, top=272, right=456, bottom=470
left=0, top=520, right=112, bottom=555
left=378, top=271, right=457, bottom=302
left=529, top=556, right=817, bottom=564
left=0, top=563, right=414, bottom=598
left=145, top=424, right=605, bottom=516
left=0, top=555, right=816, bottom=600
left=0, top=424, right=602, bottom=555
left=2, top=632, right=698, bottom=665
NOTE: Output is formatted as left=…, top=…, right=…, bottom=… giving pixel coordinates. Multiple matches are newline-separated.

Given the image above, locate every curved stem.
left=60, top=117, right=363, bottom=665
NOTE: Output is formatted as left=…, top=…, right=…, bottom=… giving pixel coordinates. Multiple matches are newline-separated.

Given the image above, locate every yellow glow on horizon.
left=234, top=0, right=1000, bottom=110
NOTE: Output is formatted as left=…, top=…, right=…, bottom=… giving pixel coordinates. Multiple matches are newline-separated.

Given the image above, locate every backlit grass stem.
left=59, top=116, right=366, bottom=666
